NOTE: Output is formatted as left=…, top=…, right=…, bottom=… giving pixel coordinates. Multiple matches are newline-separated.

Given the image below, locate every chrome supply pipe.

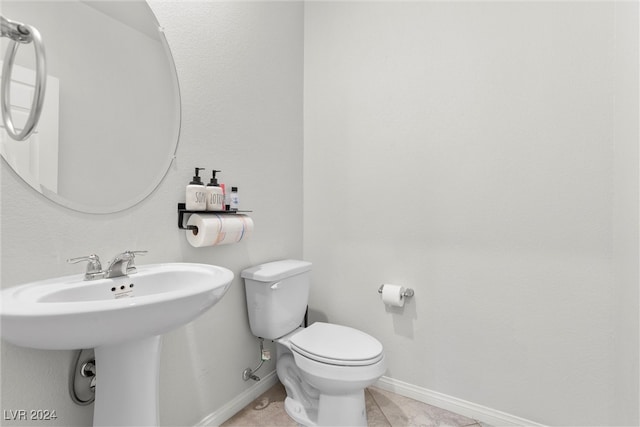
left=242, top=338, right=270, bottom=381
left=0, top=15, right=46, bottom=141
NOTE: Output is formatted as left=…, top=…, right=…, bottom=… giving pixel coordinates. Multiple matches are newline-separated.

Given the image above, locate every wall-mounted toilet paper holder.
left=378, top=284, right=414, bottom=298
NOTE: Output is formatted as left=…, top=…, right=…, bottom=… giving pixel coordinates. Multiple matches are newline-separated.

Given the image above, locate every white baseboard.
left=194, top=370, right=279, bottom=427
left=374, top=376, right=546, bottom=427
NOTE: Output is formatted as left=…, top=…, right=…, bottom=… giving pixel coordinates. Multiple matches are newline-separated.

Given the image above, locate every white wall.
left=0, top=2, right=303, bottom=426
left=612, top=1, right=639, bottom=423
left=304, top=2, right=638, bottom=426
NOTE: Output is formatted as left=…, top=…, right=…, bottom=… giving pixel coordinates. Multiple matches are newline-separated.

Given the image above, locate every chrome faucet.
left=67, top=251, right=147, bottom=280
left=105, top=251, right=135, bottom=278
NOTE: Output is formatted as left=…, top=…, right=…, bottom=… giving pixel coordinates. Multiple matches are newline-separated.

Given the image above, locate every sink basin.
left=1, top=263, right=234, bottom=350
left=0, top=262, right=234, bottom=426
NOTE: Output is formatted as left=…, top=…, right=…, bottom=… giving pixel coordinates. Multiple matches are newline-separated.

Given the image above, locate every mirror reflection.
left=1, top=1, right=180, bottom=213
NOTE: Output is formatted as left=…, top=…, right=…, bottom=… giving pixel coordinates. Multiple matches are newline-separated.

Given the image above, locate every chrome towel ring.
left=0, top=15, right=46, bottom=141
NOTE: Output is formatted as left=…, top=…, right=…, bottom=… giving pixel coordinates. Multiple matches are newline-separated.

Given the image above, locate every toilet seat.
left=289, top=322, right=384, bottom=366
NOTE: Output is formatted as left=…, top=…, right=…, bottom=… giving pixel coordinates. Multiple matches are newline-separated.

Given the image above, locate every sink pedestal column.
left=93, top=335, right=162, bottom=426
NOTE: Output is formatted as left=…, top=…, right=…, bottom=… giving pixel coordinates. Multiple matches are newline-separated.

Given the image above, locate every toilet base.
left=284, top=391, right=367, bottom=427
left=284, top=396, right=317, bottom=426
left=319, top=390, right=367, bottom=426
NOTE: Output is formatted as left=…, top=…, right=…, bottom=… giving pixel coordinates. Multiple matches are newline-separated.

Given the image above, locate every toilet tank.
left=241, top=260, right=312, bottom=339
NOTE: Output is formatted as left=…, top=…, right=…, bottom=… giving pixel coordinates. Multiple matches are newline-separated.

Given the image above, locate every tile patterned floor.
left=221, top=382, right=489, bottom=427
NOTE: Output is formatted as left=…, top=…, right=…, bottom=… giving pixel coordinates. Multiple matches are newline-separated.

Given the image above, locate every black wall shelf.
left=178, top=203, right=252, bottom=230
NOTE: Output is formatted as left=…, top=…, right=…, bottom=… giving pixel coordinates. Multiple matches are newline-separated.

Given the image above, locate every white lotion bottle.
left=186, top=167, right=206, bottom=211
left=206, top=170, right=224, bottom=211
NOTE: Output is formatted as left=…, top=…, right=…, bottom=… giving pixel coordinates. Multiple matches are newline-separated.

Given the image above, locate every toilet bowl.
left=241, top=260, right=386, bottom=426
left=278, top=323, right=386, bottom=426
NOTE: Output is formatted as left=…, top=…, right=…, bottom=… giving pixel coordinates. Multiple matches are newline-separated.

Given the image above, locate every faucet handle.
left=67, top=254, right=101, bottom=267
left=124, top=250, right=147, bottom=274
left=67, top=254, right=103, bottom=280
left=127, top=250, right=147, bottom=256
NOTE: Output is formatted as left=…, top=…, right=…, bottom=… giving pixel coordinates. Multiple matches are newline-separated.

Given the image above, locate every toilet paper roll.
left=381, top=284, right=405, bottom=307
left=186, top=214, right=254, bottom=247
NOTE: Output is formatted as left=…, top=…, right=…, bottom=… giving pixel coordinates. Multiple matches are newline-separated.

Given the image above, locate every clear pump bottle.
left=230, top=186, right=239, bottom=211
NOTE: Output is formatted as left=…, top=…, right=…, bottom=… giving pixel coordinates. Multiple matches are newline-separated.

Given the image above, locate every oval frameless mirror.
left=0, top=1, right=180, bottom=214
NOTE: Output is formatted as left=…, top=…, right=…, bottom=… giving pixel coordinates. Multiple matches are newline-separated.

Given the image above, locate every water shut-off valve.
left=242, top=338, right=270, bottom=381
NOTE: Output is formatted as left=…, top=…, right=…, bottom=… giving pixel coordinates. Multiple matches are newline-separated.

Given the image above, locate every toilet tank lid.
left=241, top=259, right=312, bottom=282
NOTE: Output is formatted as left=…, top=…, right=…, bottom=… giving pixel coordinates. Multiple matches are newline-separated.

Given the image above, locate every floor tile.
left=368, top=386, right=478, bottom=427
left=221, top=383, right=297, bottom=427
left=221, top=382, right=487, bottom=427
left=365, top=388, right=392, bottom=427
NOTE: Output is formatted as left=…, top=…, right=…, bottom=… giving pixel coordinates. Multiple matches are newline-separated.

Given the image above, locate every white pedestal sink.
left=0, top=263, right=234, bottom=426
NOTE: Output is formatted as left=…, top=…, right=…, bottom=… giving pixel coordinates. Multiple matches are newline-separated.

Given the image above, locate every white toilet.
left=241, top=259, right=386, bottom=427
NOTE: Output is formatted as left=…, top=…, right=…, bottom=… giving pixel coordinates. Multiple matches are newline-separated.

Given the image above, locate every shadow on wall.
left=307, top=308, right=329, bottom=324
left=384, top=300, right=417, bottom=340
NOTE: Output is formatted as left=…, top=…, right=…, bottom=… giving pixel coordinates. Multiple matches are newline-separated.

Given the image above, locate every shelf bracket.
left=177, top=203, right=198, bottom=231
